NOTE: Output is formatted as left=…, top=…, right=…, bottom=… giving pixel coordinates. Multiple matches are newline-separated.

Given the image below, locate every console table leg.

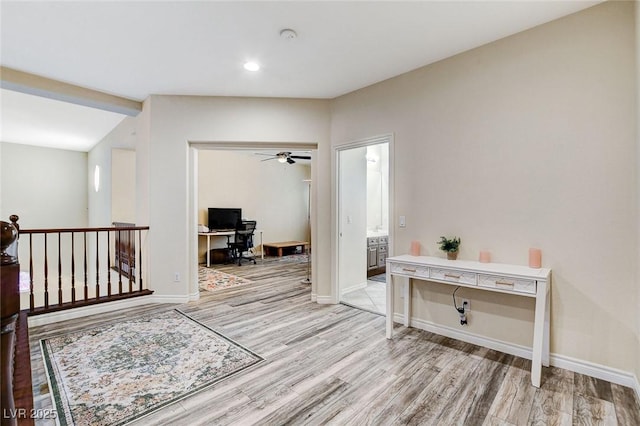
left=404, top=278, right=412, bottom=327
left=531, top=280, right=548, bottom=387
left=543, top=286, right=551, bottom=366
left=386, top=270, right=394, bottom=339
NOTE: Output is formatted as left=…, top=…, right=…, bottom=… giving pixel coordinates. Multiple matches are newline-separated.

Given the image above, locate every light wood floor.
left=28, top=258, right=640, bottom=425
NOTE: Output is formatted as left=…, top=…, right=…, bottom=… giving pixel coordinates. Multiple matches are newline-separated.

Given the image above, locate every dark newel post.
left=1, top=218, right=20, bottom=426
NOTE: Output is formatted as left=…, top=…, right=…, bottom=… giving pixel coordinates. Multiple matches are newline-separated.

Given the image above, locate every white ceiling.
left=0, top=1, right=601, bottom=152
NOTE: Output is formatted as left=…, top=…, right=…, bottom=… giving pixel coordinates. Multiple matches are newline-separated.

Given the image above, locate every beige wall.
left=331, top=1, right=637, bottom=373
left=111, top=148, right=136, bottom=223
left=144, top=95, right=330, bottom=299
left=197, top=150, right=311, bottom=261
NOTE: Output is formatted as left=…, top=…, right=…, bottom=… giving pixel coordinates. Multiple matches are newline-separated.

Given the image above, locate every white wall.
left=88, top=116, right=138, bottom=227
left=0, top=142, right=89, bottom=299
left=0, top=142, right=88, bottom=228
left=197, top=150, right=310, bottom=261
left=143, top=95, right=330, bottom=300
left=332, top=1, right=637, bottom=374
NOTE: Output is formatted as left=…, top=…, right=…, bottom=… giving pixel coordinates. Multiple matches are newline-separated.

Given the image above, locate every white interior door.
left=336, top=137, right=391, bottom=313
left=338, top=146, right=368, bottom=296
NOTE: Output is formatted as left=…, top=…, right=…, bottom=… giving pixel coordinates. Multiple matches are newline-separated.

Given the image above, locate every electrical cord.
left=452, top=286, right=461, bottom=310
left=452, top=286, right=468, bottom=325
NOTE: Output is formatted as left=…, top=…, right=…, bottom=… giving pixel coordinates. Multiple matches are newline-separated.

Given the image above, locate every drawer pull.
left=444, top=273, right=461, bottom=279
left=402, top=268, right=417, bottom=273
left=495, top=280, right=515, bottom=287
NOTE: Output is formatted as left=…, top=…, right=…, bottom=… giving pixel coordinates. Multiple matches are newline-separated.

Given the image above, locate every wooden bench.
left=263, top=241, right=308, bottom=257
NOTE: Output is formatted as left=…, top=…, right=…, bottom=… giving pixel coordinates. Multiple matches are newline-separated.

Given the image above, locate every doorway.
left=336, top=135, right=392, bottom=314
left=188, top=142, right=318, bottom=300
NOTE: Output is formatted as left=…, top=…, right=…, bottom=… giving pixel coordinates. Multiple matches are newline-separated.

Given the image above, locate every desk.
left=386, top=255, right=551, bottom=387
left=199, top=230, right=264, bottom=267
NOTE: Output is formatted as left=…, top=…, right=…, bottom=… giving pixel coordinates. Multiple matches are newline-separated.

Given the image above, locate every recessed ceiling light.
left=244, top=62, right=260, bottom=72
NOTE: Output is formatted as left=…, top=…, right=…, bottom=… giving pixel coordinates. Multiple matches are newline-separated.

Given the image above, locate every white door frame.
left=187, top=141, right=318, bottom=301
left=332, top=134, right=394, bottom=304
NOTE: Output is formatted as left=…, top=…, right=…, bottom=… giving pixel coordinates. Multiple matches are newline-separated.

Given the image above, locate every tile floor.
left=340, top=279, right=386, bottom=315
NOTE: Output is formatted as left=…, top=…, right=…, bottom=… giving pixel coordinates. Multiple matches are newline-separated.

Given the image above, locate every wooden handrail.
left=11, top=218, right=152, bottom=316
left=19, top=226, right=149, bottom=234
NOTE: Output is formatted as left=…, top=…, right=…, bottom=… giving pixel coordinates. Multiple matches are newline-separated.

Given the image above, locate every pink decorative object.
left=410, top=240, right=421, bottom=256
left=479, top=250, right=491, bottom=263
left=529, top=248, right=542, bottom=268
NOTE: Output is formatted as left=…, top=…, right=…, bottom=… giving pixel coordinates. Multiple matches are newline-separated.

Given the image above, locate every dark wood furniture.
left=2, top=218, right=32, bottom=426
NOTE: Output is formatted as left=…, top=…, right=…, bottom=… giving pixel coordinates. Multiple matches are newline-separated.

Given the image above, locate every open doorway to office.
left=188, top=142, right=317, bottom=300
left=336, top=135, right=392, bottom=315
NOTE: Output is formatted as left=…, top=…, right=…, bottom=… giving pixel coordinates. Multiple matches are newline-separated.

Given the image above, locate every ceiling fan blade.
left=254, top=153, right=276, bottom=157
left=261, top=157, right=277, bottom=162
left=286, top=158, right=295, bottom=164
left=289, top=155, right=311, bottom=160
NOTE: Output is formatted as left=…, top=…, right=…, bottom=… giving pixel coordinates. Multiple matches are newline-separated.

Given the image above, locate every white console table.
left=386, top=254, right=551, bottom=387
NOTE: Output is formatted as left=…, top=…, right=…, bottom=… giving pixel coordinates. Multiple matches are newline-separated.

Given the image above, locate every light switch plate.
left=399, top=215, right=406, bottom=228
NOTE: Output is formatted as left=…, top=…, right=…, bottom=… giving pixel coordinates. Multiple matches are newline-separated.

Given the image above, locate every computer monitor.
left=207, top=208, right=242, bottom=231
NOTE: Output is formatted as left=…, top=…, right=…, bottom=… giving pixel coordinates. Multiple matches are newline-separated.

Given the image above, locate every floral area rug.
left=198, top=266, right=253, bottom=292
left=41, top=309, right=263, bottom=426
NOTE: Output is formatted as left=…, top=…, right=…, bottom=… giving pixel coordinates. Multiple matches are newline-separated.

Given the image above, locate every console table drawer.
left=478, top=274, right=536, bottom=294
left=390, top=263, right=429, bottom=278
left=430, top=268, right=476, bottom=285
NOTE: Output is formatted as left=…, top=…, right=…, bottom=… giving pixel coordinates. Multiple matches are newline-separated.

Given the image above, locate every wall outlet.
left=174, top=272, right=181, bottom=282
left=462, top=299, right=470, bottom=312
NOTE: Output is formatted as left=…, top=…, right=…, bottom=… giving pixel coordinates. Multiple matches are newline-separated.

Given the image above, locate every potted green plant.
left=438, top=236, right=461, bottom=260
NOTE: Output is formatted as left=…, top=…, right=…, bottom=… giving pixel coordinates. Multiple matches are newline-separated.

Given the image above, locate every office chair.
left=228, top=220, right=257, bottom=265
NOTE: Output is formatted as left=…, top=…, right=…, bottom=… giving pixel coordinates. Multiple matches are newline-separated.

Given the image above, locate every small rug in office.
left=199, top=266, right=253, bottom=292
left=264, top=254, right=309, bottom=263
left=41, top=309, right=263, bottom=426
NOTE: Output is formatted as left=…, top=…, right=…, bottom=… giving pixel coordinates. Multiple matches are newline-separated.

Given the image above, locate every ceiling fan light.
left=277, top=156, right=287, bottom=163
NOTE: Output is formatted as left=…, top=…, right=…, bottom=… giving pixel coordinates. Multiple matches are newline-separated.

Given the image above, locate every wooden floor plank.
left=611, top=383, right=640, bottom=426
left=24, top=258, right=640, bottom=425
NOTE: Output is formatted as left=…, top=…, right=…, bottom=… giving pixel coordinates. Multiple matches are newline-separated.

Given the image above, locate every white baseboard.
left=396, top=314, right=533, bottom=360
left=395, top=313, right=640, bottom=390
left=340, top=282, right=368, bottom=296
left=551, top=353, right=640, bottom=391
left=316, top=295, right=336, bottom=304
left=311, top=293, right=317, bottom=302
left=188, top=291, right=200, bottom=301
left=27, top=294, right=188, bottom=327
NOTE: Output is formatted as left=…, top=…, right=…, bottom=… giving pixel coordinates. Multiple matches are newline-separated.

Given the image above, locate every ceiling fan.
left=255, top=151, right=311, bottom=164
